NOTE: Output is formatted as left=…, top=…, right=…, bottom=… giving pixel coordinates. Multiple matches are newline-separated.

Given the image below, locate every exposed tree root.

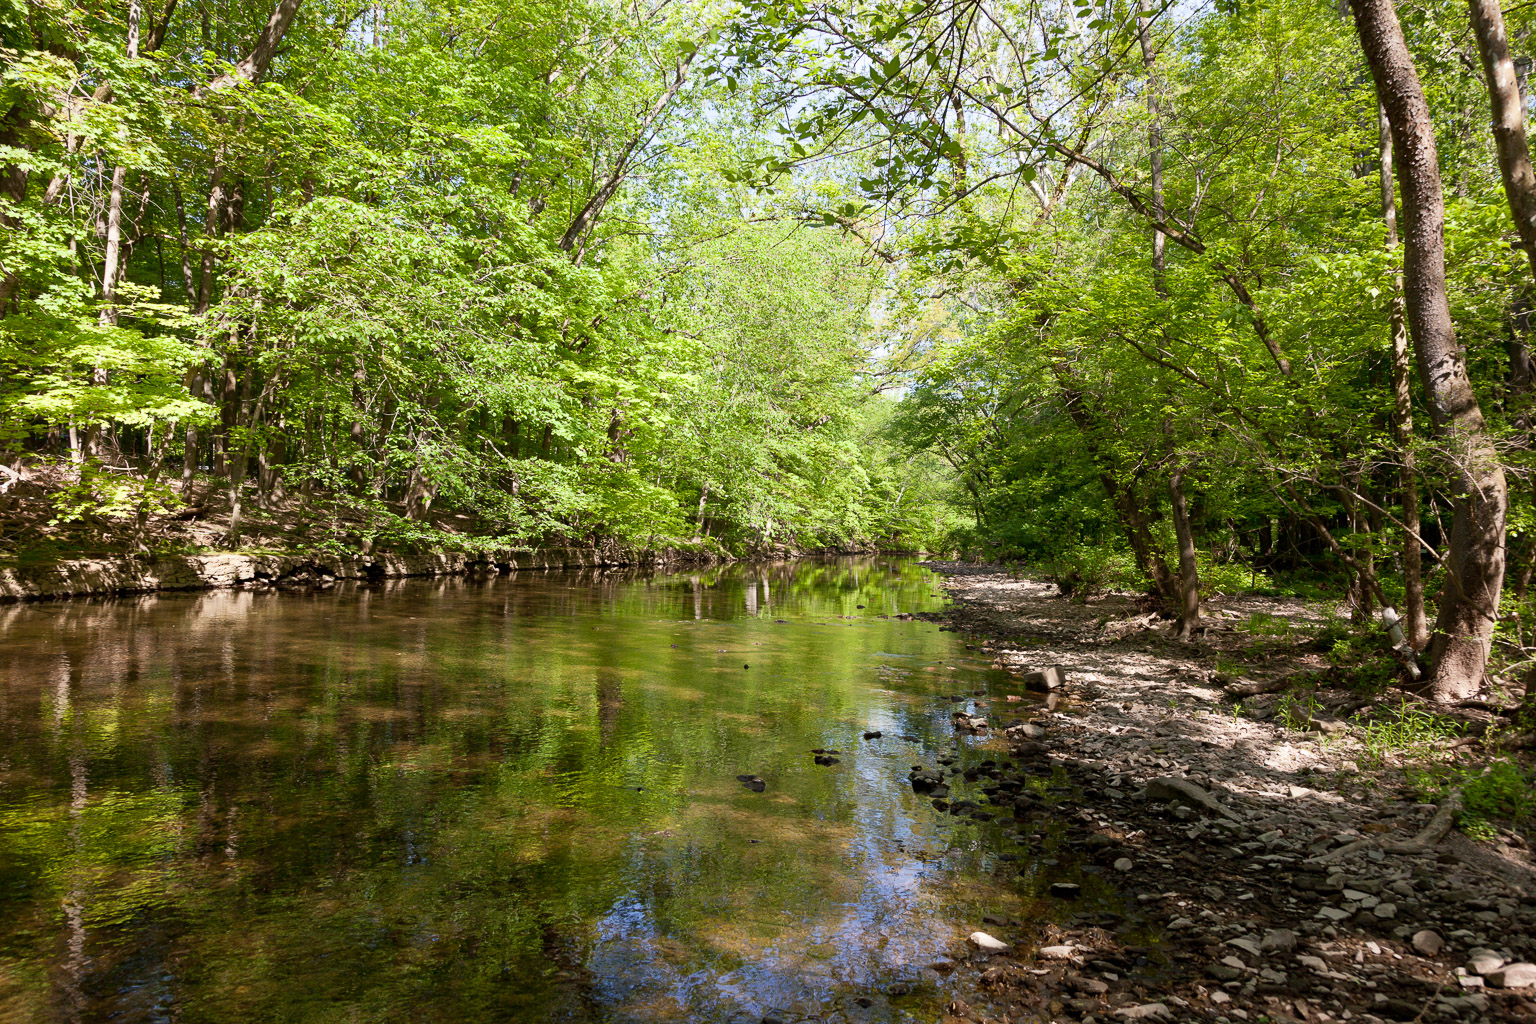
left=1306, top=790, right=1463, bottom=865
left=1223, top=676, right=1293, bottom=698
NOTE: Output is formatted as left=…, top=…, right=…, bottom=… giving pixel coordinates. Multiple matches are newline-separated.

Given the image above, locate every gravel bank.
left=921, top=563, right=1535, bottom=1024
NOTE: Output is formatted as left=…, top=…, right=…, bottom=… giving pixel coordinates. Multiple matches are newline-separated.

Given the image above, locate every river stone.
left=1114, top=857, right=1135, bottom=872
left=1039, top=945, right=1078, bottom=960
left=1412, top=930, right=1446, bottom=956
left=1050, top=882, right=1081, bottom=899
left=968, top=931, right=1010, bottom=952
left=1114, top=1002, right=1170, bottom=1019
left=909, top=769, right=945, bottom=793
left=1486, top=962, right=1536, bottom=988
left=1466, top=950, right=1505, bottom=975
left=1378, top=998, right=1422, bottom=1021
left=1022, top=666, right=1068, bottom=691
left=1260, top=929, right=1297, bottom=954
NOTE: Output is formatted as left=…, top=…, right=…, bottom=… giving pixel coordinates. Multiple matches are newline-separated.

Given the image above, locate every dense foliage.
left=10, top=0, right=1536, bottom=695
left=704, top=0, right=1536, bottom=697
left=0, top=0, right=950, bottom=556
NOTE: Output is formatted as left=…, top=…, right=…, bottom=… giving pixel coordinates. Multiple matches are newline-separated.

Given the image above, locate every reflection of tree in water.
left=596, top=667, right=624, bottom=747
left=0, top=559, right=990, bottom=1023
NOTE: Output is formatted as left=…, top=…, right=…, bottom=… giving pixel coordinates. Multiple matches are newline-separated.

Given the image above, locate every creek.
left=0, top=557, right=1045, bottom=1023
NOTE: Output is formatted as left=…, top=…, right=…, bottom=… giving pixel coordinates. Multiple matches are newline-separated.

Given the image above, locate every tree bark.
left=1352, top=0, right=1508, bottom=699
left=1378, top=100, right=1430, bottom=649
left=1169, top=465, right=1201, bottom=638
left=1136, top=0, right=1166, bottom=296
left=1468, top=0, right=1536, bottom=282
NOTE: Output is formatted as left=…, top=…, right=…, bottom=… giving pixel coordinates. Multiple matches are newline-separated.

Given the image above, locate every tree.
left=1351, top=0, right=1509, bottom=700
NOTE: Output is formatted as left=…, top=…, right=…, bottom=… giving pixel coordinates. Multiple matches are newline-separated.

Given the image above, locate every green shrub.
left=1042, top=544, right=1146, bottom=601
left=1409, top=760, right=1534, bottom=840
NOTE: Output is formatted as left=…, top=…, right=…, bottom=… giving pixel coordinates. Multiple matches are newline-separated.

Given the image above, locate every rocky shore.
left=0, top=542, right=716, bottom=602
left=919, top=564, right=1534, bottom=1024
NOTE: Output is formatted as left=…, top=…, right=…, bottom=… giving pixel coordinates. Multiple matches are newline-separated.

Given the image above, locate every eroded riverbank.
left=924, top=563, right=1536, bottom=1024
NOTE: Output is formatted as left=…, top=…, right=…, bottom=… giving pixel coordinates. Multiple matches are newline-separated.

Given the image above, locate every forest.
left=5, top=0, right=1536, bottom=708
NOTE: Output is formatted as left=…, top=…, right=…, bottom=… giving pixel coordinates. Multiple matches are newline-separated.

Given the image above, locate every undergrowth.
left=1354, top=699, right=1463, bottom=767
left=1409, top=760, right=1535, bottom=842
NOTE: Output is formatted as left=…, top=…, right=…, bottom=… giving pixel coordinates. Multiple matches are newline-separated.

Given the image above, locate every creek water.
left=0, top=557, right=1047, bottom=1023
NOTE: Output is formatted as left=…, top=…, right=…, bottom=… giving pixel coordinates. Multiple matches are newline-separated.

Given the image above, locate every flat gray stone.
left=1486, top=962, right=1536, bottom=988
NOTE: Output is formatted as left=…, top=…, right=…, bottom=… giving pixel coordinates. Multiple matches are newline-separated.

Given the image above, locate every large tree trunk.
left=1378, top=101, right=1430, bottom=649
left=1468, top=0, right=1536, bottom=281
left=1169, top=466, right=1201, bottom=638
left=1352, top=0, right=1509, bottom=700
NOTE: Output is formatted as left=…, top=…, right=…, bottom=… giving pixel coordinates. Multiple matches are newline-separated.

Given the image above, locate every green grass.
left=1239, top=611, right=1294, bottom=636
left=1277, top=691, right=1324, bottom=731
left=1354, top=699, right=1463, bottom=766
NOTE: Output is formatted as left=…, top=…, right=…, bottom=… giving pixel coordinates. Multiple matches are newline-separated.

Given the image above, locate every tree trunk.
left=1378, top=100, right=1430, bottom=649
left=85, top=0, right=142, bottom=463
left=1352, top=0, right=1509, bottom=699
left=1469, top=0, right=1536, bottom=281
left=1059, top=382, right=1179, bottom=605
left=1136, top=0, right=1166, bottom=296
left=1169, top=466, right=1201, bottom=638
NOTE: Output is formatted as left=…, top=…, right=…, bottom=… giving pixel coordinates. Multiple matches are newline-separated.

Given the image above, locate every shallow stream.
left=0, top=558, right=1053, bottom=1023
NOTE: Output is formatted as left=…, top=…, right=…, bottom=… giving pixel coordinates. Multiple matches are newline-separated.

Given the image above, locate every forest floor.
left=919, top=563, right=1536, bottom=1024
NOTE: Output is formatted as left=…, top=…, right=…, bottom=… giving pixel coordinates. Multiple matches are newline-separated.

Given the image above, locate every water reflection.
left=0, top=558, right=1029, bottom=1023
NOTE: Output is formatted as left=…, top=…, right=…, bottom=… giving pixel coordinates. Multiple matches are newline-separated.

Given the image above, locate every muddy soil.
left=919, top=564, right=1535, bottom=1024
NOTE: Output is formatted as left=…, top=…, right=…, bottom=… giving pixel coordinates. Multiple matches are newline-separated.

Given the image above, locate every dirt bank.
left=920, top=564, right=1535, bottom=1024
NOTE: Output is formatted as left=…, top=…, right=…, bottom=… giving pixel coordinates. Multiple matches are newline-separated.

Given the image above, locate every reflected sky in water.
left=0, top=558, right=1040, bottom=1023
